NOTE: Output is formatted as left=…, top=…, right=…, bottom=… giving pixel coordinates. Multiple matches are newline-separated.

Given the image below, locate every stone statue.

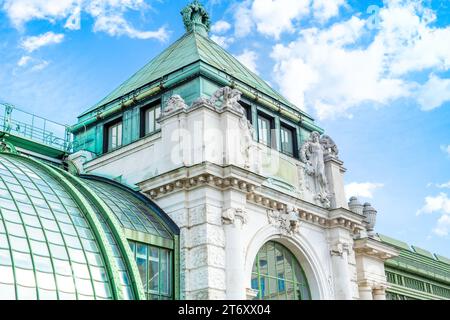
left=300, top=131, right=331, bottom=207
left=239, top=116, right=255, bottom=169
left=164, top=95, right=187, bottom=115
left=210, top=86, right=245, bottom=115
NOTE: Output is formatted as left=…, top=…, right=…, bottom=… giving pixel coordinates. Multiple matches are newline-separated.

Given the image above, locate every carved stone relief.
left=267, top=205, right=300, bottom=235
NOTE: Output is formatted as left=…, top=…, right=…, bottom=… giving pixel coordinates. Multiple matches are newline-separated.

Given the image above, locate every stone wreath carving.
left=299, top=131, right=332, bottom=208
left=163, top=94, right=188, bottom=115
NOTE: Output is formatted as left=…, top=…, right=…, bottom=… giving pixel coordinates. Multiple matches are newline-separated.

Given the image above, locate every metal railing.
left=0, top=102, right=73, bottom=152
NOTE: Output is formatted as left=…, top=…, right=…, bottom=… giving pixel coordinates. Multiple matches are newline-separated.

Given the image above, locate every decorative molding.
left=141, top=167, right=364, bottom=234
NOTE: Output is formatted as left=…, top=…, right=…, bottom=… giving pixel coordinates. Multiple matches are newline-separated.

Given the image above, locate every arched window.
left=251, top=241, right=311, bottom=300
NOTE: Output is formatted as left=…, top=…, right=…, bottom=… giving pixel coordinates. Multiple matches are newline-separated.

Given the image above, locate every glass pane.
left=136, top=243, right=147, bottom=291
left=267, top=242, right=276, bottom=277
left=34, top=255, right=53, bottom=273
left=281, top=126, right=294, bottom=156
left=36, top=271, right=56, bottom=290
left=258, top=115, right=271, bottom=146
left=0, top=283, right=16, bottom=300
left=38, top=288, right=57, bottom=300
left=15, top=268, right=36, bottom=287
left=160, top=249, right=170, bottom=295
left=0, top=265, right=15, bottom=284
left=258, top=246, right=268, bottom=275
left=145, top=108, right=155, bottom=134
left=17, top=285, right=37, bottom=300
left=148, top=247, right=159, bottom=294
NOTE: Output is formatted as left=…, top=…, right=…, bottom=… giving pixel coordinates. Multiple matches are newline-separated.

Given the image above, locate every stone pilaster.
left=324, top=156, right=348, bottom=210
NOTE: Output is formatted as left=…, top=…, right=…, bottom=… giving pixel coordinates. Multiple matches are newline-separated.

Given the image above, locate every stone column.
left=222, top=208, right=247, bottom=300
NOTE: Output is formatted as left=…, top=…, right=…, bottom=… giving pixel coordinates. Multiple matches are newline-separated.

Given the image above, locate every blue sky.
left=0, top=0, right=449, bottom=256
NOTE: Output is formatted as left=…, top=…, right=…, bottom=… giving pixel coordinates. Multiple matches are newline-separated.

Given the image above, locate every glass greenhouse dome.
left=0, top=151, right=179, bottom=300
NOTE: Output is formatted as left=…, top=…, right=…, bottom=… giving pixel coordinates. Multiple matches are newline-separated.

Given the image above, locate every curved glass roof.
left=82, top=179, right=172, bottom=239
left=0, top=152, right=177, bottom=300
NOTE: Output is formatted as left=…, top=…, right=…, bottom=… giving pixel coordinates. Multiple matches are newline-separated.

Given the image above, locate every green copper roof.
left=80, top=31, right=297, bottom=117
left=0, top=151, right=178, bottom=300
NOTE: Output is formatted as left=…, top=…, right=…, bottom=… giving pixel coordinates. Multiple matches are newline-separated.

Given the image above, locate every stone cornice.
left=138, top=162, right=366, bottom=234
left=354, top=237, right=400, bottom=260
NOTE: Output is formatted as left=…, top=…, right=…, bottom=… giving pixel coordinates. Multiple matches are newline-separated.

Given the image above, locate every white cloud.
left=2, top=0, right=78, bottom=29
left=344, top=182, right=384, bottom=199
left=92, top=15, right=168, bottom=40
left=437, top=181, right=450, bottom=189
left=30, top=60, right=49, bottom=71
left=269, top=1, right=450, bottom=119
left=236, top=49, right=259, bottom=74
left=2, top=0, right=168, bottom=41
left=17, top=55, right=31, bottom=67
left=417, top=192, right=450, bottom=237
left=210, top=35, right=234, bottom=49
left=417, top=74, right=450, bottom=111
left=433, top=214, right=450, bottom=237
left=417, top=193, right=450, bottom=215
left=20, top=32, right=64, bottom=52
left=441, top=145, right=450, bottom=157
left=234, top=0, right=310, bottom=39
left=313, top=0, right=346, bottom=22
left=211, top=20, right=231, bottom=34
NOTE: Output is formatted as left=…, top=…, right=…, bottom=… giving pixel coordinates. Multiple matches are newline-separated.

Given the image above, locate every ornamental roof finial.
left=181, top=0, right=211, bottom=37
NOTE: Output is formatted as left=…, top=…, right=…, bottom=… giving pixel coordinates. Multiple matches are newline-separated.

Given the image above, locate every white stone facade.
left=72, top=90, right=398, bottom=300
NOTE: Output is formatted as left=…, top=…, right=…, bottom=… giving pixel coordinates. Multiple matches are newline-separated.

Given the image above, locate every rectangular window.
left=129, top=240, right=173, bottom=300
left=141, top=102, right=161, bottom=137
left=280, top=124, right=296, bottom=157
left=257, top=113, right=273, bottom=147
left=104, top=119, right=122, bottom=153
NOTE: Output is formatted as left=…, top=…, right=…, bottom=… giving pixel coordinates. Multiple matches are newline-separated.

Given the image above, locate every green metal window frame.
left=251, top=241, right=311, bottom=300
left=128, top=240, right=174, bottom=300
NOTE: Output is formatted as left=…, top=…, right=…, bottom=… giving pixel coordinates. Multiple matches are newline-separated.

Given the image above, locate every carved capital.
left=222, top=208, right=247, bottom=225
left=330, top=241, right=351, bottom=257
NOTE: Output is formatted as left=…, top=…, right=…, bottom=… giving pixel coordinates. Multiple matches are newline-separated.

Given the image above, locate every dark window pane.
left=281, top=125, right=294, bottom=156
